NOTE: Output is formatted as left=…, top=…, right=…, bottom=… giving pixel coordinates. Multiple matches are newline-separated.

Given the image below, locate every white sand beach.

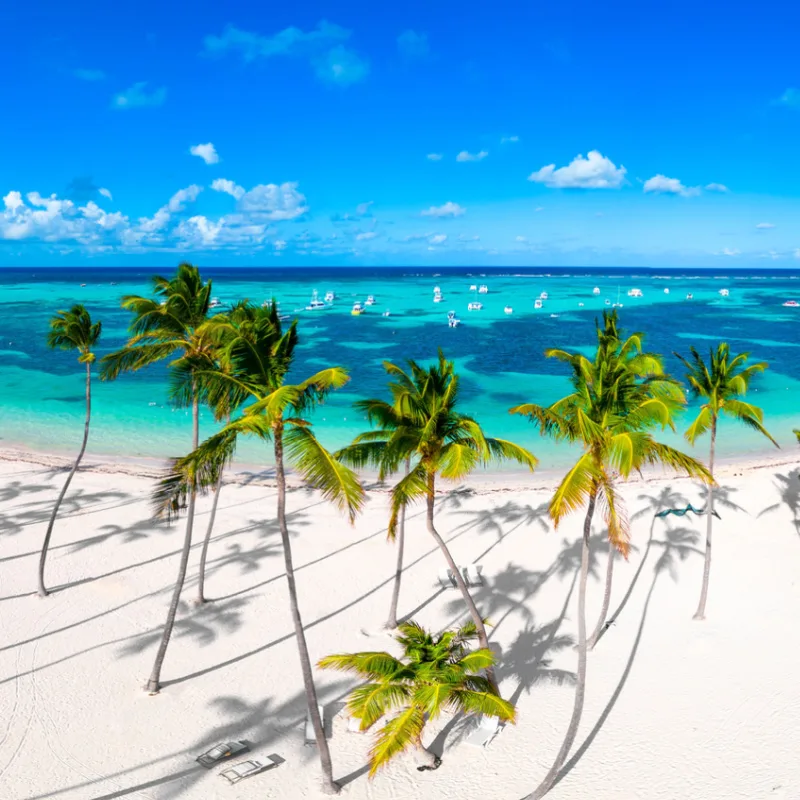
left=1, top=450, right=800, bottom=800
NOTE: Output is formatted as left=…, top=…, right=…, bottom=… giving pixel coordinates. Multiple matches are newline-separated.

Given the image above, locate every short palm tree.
left=153, top=302, right=364, bottom=796
left=319, top=620, right=515, bottom=774
left=511, top=319, right=711, bottom=800
left=675, top=343, right=777, bottom=620
left=39, top=304, right=102, bottom=597
left=337, top=351, right=537, bottom=690
left=100, top=262, right=214, bottom=693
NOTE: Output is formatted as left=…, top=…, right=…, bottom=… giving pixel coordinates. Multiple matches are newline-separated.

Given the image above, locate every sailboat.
left=612, top=286, right=624, bottom=308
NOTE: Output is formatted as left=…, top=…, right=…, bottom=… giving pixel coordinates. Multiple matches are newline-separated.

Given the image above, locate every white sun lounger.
left=347, top=714, right=365, bottom=733
left=437, top=569, right=457, bottom=589
left=465, top=715, right=502, bottom=747
left=219, top=754, right=285, bottom=784
left=305, top=705, right=325, bottom=746
left=462, top=563, right=484, bottom=587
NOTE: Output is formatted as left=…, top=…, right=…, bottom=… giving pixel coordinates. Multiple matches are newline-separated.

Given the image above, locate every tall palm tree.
left=319, top=620, right=515, bottom=774
left=675, top=343, right=777, bottom=620
left=38, top=305, right=102, bottom=597
left=153, top=302, right=364, bottom=796
left=100, top=262, right=213, bottom=693
left=337, top=351, right=537, bottom=690
left=511, top=322, right=711, bottom=800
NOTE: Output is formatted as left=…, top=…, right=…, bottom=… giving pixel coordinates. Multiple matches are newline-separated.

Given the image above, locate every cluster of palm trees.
left=39, top=263, right=783, bottom=797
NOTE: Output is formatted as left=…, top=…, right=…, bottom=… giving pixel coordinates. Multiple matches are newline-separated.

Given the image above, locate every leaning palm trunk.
left=528, top=491, right=596, bottom=800
left=274, top=426, right=339, bottom=795
left=385, top=458, right=410, bottom=629
left=38, top=362, right=92, bottom=597
left=587, top=547, right=614, bottom=649
left=425, top=474, right=499, bottom=694
left=146, top=393, right=199, bottom=693
left=693, top=418, right=716, bottom=620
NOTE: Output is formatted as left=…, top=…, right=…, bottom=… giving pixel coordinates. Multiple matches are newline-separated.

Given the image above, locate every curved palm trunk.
left=385, top=458, right=410, bottom=629
left=587, top=547, right=614, bottom=650
left=693, top=418, right=716, bottom=621
left=424, top=473, right=499, bottom=695
left=414, top=735, right=440, bottom=770
left=274, top=427, right=340, bottom=795
left=146, top=392, right=199, bottom=694
left=527, top=491, right=597, bottom=800
left=38, top=361, right=92, bottom=598
left=196, top=413, right=229, bottom=605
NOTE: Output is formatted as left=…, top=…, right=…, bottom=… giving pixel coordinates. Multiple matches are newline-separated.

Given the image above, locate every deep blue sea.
left=2, top=266, right=799, bottom=471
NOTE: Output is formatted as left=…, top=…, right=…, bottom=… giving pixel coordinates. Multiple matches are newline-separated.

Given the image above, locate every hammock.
left=655, top=504, right=720, bottom=520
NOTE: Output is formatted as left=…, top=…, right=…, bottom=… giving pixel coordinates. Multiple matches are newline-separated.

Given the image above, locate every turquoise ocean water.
left=2, top=266, right=799, bottom=472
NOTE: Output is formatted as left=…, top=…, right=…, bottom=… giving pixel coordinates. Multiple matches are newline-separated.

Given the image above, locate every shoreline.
left=2, top=441, right=797, bottom=495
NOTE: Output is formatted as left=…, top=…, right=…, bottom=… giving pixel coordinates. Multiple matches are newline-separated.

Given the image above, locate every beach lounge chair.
left=305, top=705, right=325, bottom=746
left=465, top=715, right=502, bottom=747
left=219, top=754, right=285, bottom=784
left=347, top=714, right=365, bottom=733
left=438, top=569, right=457, bottom=589
left=462, top=563, right=483, bottom=587
left=196, top=740, right=249, bottom=768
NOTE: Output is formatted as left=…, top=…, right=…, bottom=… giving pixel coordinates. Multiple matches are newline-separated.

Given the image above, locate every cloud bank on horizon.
left=1, top=1, right=799, bottom=267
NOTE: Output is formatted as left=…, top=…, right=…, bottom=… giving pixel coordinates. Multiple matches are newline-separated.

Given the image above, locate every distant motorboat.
left=627, top=288, right=643, bottom=297
left=382, top=309, right=391, bottom=317
left=782, top=300, right=799, bottom=307
left=719, top=288, right=730, bottom=297
left=209, top=297, right=222, bottom=308
left=80, top=283, right=87, bottom=287
left=469, top=284, right=477, bottom=291
left=447, top=310, right=460, bottom=327
left=504, top=305, right=513, bottom=314
left=365, top=295, right=376, bottom=306
left=686, top=293, right=694, bottom=300
left=550, top=313, right=560, bottom=318
left=592, top=287, right=600, bottom=295
left=433, top=286, right=441, bottom=293
left=324, top=291, right=336, bottom=302
left=433, top=289, right=444, bottom=303
left=578, top=302, right=584, bottom=307
left=664, top=288, right=670, bottom=294
left=534, top=299, right=543, bottom=309
left=351, top=302, right=365, bottom=315
left=468, top=301, right=483, bottom=311
left=605, top=299, right=611, bottom=306
left=305, top=291, right=326, bottom=311
left=478, top=284, right=489, bottom=294
left=539, top=291, right=548, bottom=300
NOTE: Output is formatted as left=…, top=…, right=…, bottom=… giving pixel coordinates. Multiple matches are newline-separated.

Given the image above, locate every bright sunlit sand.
left=2, top=450, right=799, bottom=800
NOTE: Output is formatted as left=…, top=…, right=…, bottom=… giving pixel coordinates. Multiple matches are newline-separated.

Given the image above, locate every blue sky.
left=2, top=0, right=800, bottom=267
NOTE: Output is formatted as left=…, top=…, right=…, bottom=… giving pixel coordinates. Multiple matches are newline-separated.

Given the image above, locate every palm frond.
left=367, top=705, right=426, bottom=777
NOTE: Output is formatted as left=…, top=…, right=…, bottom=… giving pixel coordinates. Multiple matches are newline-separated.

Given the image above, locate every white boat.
left=468, top=301, right=483, bottom=311
left=324, top=291, right=336, bottom=302
left=469, top=284, right=477, bottom=291
left=539, top=291, right=548, bottom=300
left=664, top=288, right=670, bottom=294
left=209, top=297, right=222, bottom=308
left=627, top=288, right=643, bottom=297
left=382, top=309, right=391, bottom=317
left=351, top=302, right=365, bottom=315
left=782, top=300, right=799, bottom=307
left=550, top=313, right=560, bottom=318
left=612, top=287, right=624, bottom=308
left=534, top=299, right=543, bottom=309
left=578, top=302, right=584, bottom=307
left=433, top=286, right=441, bottom=293
left=305, top=291, right=326, bottom=311
left=592, top=287, right=600, bottom=295
left=719, top=288, right=730, bottom=297
left=604, top=299, right=611, bottom=306
left=447, top=310, right=460, bottom=327
left=504, top=305, right=513, bottom=314
left=686, top=293, right=694, bottom=300
left=365, top=295, right=376, bottom=306
left=478, top=284, right=489, bottom=294
left=433, top=290, right=444, bottom=303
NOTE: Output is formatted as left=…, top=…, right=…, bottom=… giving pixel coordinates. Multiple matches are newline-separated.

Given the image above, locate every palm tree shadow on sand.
left=757, top=468, right=800, bottom=536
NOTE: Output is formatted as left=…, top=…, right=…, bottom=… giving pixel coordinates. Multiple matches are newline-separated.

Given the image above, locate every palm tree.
left=511, top=320, right=711, bottom=800
left=38, top=304, right=102, bottom=597
left=337, top=351, right=537, bottom=690
left=675, top=343, right=777, bottom=620
left=100, top=262, right=214, bottom=693
left=153, top=302, right=364, bottom=796
left=319, top=620, right=515, bottom=774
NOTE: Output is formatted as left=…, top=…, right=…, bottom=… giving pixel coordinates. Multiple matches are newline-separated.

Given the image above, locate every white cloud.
left=535, top=206, right=544, bottom=212
left=528, top=150, right=626, bottom=189
left=211, top=178, right=246, bottom=200
left=642, top=174, right=700, bottom=197
left=429, top=234, right=447, bottom=245
left=397, top=30, right=429, bottom=59
left=760, top=250, right=782, bottom=260
left=421, top=201, right=465, bottom=218
left=73, top=68, right=105, bottom=81
left=458, top=234, right=480, bottom=242
left=204, top=22, right=368, bottom=86
left=355, top=231, right=378, bottom=240
left=426, top=153, right=443, bottom=161
left=355, top=200, right=374, bottom=216
left=190, top=143, right=220, bottom=165
left=756, top=222, right=775, bottom=229
left=111, top=82, right=167, bottom=109
left=238, top=182, right=308, bottom=220
left=168, top=185, right=203, bottom=212
left=501, top=135, right=520, bottom=143
left=705, top=183, right=730, bottom=192
left=515, top=235, right=528, bottom=242
left=274, top=239, right=287, bottom=251
left=774, top=88, right=800, bottom=108
left=795, top=249, right=800, bottom=259
left=98, top=187, right=113, bottom=200
left=719, top=248, right=740, bottom=256
left=456, top=150, right=488, bottom=162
